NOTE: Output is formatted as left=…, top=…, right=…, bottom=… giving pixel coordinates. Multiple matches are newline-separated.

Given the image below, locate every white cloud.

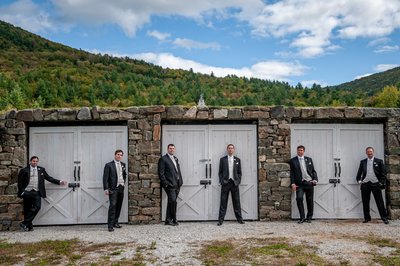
left=173, top=38, right=221, bottom=50
left=50, top=0, right=262, bottom=37
left=368, top=37, right=390, bottom=47
left=353, top=64, right=399, bottom=80
left=374, top=45, right=400, bottom=53
left=354, top=73, right=372, bottom=80
left=133, top=52, right=307, bottom=81
left=91, top=50, right=307, bottom=81
left=245, top=0, right=400, bottom=58
left=374, top=64, right=399, bottom=72
left=300, top=80, right=328, bottom=88
left=147, top=30, right=171, bottom=41
left=0, top=0, right=54, bottom=33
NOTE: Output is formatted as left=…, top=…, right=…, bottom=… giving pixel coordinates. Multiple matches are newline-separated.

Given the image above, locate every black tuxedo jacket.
left=158, top=154, right=183, bottom=188
left=290, top=156, right=318, bottom=186
left=218, top=156, right=242, bottom=186
left=356, top=157, right=386, bottom=184
left=103, top=161, right=127, bottom=191
left=17, top=166, right=61, bottom=198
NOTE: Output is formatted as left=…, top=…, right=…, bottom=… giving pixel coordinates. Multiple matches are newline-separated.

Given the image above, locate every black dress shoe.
left=108, top=227, right=114, bottom=232
left=362, top=220, right=371, bottom=223
left=113, top=223, right=122, bottom=228
left=305, top=219, right=311, bottom=223
left=164, top=221, right=175, bottom=226
left=298, top=219, right=304, bottom=224
left=238, top=220, right=245, bottom=224
left=173, top=221, right=179, bottom=226
left=217, top=221, right=223, bottom=226
left=383, top=219, right=389, bottom=224
left=20, top=223, right=29, bottom=232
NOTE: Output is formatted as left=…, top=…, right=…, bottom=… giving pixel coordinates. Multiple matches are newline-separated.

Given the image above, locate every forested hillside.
left=0, top=20, right=399, bottom=110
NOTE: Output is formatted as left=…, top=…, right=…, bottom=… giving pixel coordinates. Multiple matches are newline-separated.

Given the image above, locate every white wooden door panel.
left=79, top=127, right=128, bottom=224
left=209, top=125, right=257, bottom=220
left=291, top=125, right=336, bottom=218
left=162, top=125, right=209, bottom=220
left=338, top=124, right=384, bottom=218
left=30, top=128, right=77, bottom=225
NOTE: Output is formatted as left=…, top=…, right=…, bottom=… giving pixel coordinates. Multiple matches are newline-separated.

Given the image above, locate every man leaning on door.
left=103, top=149, right=127, bottom=232
left=17, top=156, right=67, bottom=232
left=356, top=146, right=389, bottom=224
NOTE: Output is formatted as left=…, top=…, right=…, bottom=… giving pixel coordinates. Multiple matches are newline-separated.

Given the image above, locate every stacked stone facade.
left=0, top=106, right=399, bottom=230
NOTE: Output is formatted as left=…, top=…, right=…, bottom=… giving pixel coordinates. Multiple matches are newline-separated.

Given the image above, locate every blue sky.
left=1, top=0, right=399, bottom=87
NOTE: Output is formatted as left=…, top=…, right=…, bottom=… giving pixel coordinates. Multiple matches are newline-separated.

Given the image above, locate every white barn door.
left=29, top=126, right=128, bottom=225
left=161, top=125, right=209, bottom=220
left=209, top=125, right=258, bottom=220
left=161, top=124, right=257, bottom=221
left=291, top=124, right=384, bottom=219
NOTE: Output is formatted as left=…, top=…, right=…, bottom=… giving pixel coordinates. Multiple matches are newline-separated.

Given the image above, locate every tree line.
left=0, top=20, right=399, bottom=111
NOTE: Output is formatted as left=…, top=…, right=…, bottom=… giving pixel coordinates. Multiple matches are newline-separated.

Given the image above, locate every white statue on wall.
left=197, top=94, right=206, bottom=108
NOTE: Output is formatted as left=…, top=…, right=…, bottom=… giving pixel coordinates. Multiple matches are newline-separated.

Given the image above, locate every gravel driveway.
left=1, top=220, right=399, bottom=265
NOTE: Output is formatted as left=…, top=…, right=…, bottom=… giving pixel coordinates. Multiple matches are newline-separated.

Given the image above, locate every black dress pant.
left=164, top=186, right=180, bottom=223
left=218, top=179, right=243, bottom=222
left=108, top=185, right=124, bottom=228
left=22, top=190, right=41, bottom=227
left=361, top=182, right=387, bottom=221
left=296, top=185, right=314, bottom=220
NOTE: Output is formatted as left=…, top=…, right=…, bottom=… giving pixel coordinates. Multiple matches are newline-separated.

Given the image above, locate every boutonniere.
left=235, top=162, right=239, bottom=165
left=308, top=162, right=312, bottom=165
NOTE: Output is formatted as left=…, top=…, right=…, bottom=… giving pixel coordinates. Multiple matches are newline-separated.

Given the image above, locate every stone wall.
left=0, top=106, right=399, bottom=230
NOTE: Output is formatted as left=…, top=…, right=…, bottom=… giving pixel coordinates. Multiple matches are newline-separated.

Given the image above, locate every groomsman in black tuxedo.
left=290, top=145, right=318, bottom=224
left=103, top=150, right=127, bottom=232
left=17, top=156, right=67, bottom=231
left=158, top=144, right=183, bottom=226
left=356, top=147, right=389, bottom=224
left=217, top=144, right=244, bottom=226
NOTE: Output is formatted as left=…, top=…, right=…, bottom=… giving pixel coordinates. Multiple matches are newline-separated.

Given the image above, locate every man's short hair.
left=297, top=145, right=305, bottom=151
left=366, top=147, right=374, bottom=152
left=227, top=144, right=235, bottom=149
left=115, top=149, right=124, bottom=155
left=167, top=144, right=175, bottom=149
left=30, top=156, right=39, bottom=161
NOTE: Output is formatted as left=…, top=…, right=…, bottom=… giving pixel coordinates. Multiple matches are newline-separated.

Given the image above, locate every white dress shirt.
left=114, top=160, right=125, bottom=186
left=26, top=166, right=39, bottom=191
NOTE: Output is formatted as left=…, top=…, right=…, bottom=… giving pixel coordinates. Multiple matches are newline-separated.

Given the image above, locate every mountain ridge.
left=0, top=20, right=399, bottom=110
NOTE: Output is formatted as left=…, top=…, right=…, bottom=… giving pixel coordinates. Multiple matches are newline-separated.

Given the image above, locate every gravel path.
left=1, top=220, right=399, bottom=265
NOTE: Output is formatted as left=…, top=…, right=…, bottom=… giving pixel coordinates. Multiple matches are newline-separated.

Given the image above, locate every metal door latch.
left=329, top=179, right=341, bottom=187
left=68, top=182, right=80, bottom=191
left=200, top=179, right=211, bottom=188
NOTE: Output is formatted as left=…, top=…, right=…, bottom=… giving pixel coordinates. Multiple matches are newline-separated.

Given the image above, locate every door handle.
left=329, top=178, right=338, bottom=187
left=209, top=164, right=212, bottom=178
left=329, top=178, right=341, bottom=187
left=68, top=182, right=80, bottom=191
left=205, top=164, right=208, bottom=179
left=77, top=166, right=81, bottom=181
left=338, top=163, right=341, bottom=177
left=200, top=179, right=211, bottom=188
left=73, top=166, right=77, bottom=181
left=334, top=163, right=337, bottom=177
